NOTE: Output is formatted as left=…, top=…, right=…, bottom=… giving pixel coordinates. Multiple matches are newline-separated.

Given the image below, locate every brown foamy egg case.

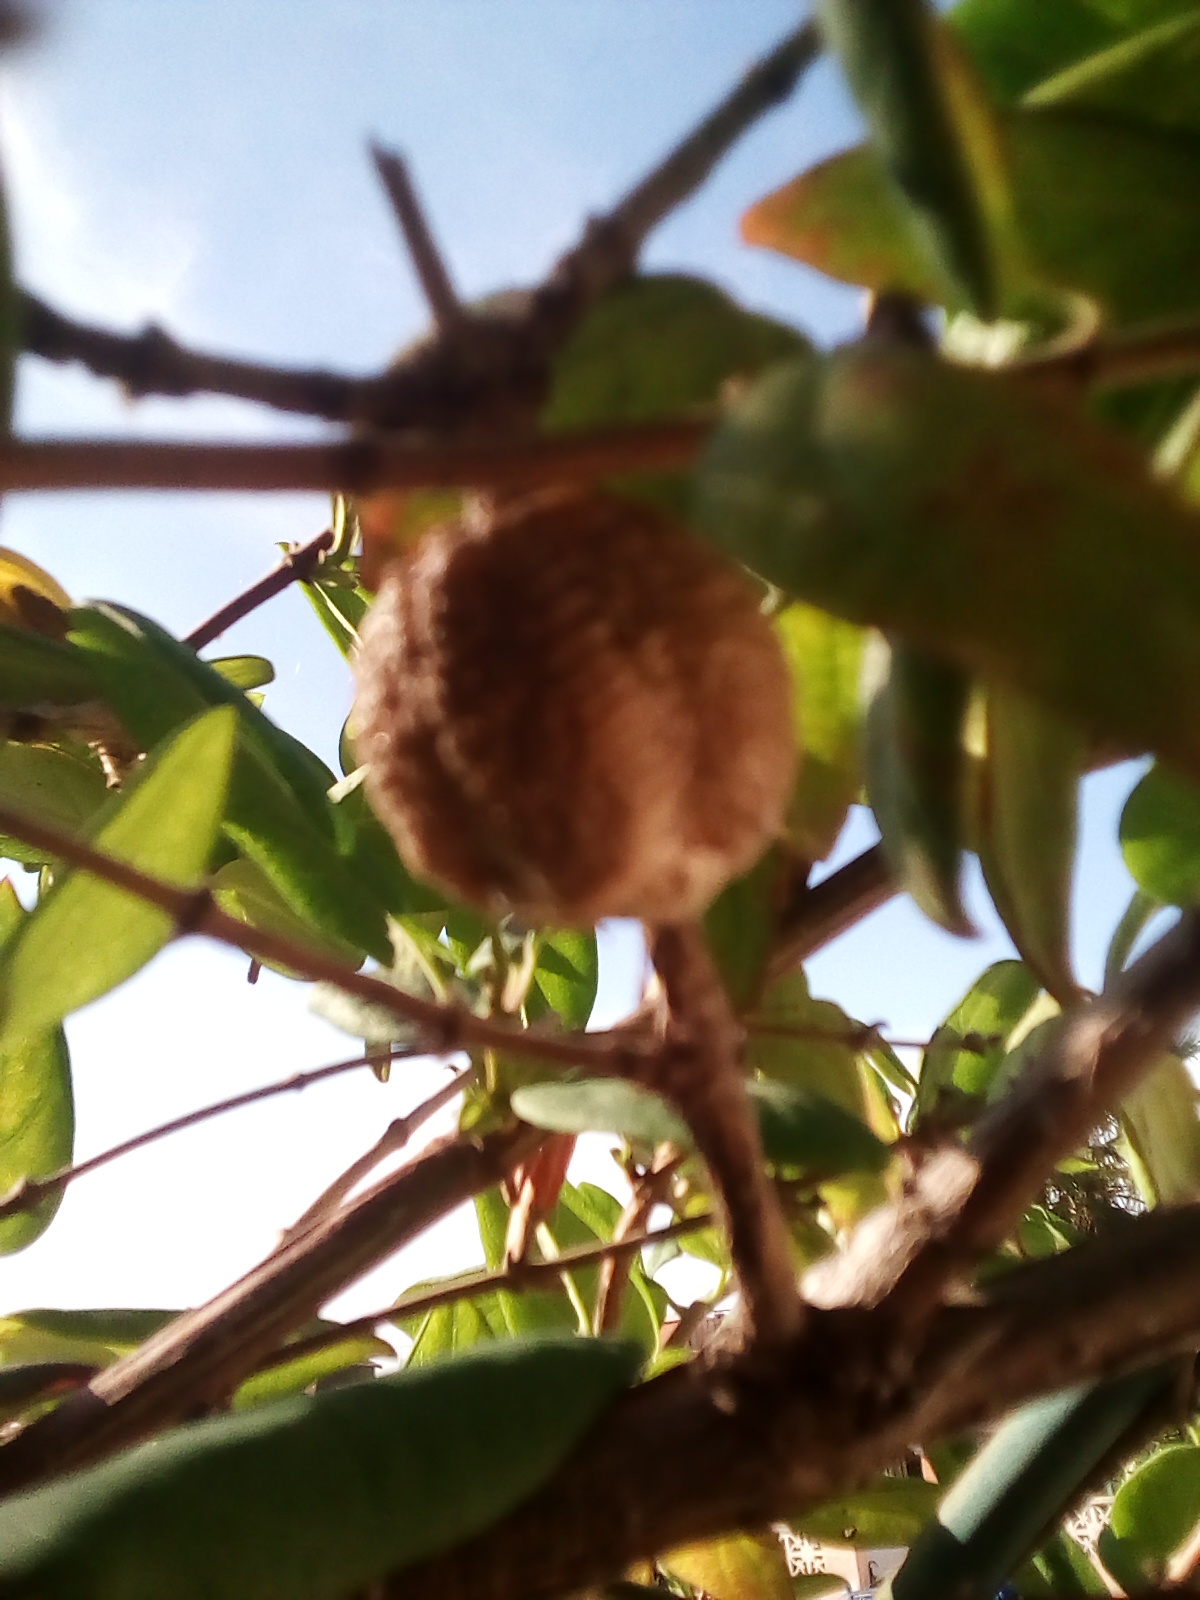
left=352, top=487, right=796, bottom=926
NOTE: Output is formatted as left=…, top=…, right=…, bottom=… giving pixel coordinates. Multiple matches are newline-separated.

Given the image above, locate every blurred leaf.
left=0, top=1334, right=641, bottom=1600
left=790, top=1477, right=941, bottom=1547
left=891, top=1369, right=1175, bottom=1600
left=0, top=1362, right=97, bottom=1425
left=212, top=859, right=365, bottom=974
left=0, top=150, right=15, bottom=430
left=543, top=273, right=808, bottom=517
left=1099, top=1442, right=1200, bottom=1589
left=1103, top=886, right=1161, bottom=988
left=699, top=342, right=1200, bottom=786
left=1023, top=12, right=1200, bottom=136
left=915, top=960, right=1041, bottom=1123
left=0, top=548, right=71, bottom=630
left=0, top=881, right=72, bottom=1253
left=525, top=929, right=598, bottom=1030
left=405, top=1296, right=503, bottom=1369
left=473, top=1188, right=578, bottom=1338
left=300, top=576, right=370, bottom=659
left=817, top=0, right=1009, bottom=317
left=978, top=686, right=1082, bottom=1002
left=0, top=1307, right=177, bottom=1368
left=1121, top=763, right=1200, bottom=905
left=664, top=1530, right=794, bottom=1600
left=0, top=743, right=108, bottom=868
left=1023, top=1529, right=1110, bottom=1598
left=774, top=603, right=865, bottom=861
left=232, top=1332, right=392, bottom=1410
left=207, top=655, right=276, bottom=692
left=948, top=0, right=1138, bottom=103
left=512, top=1077, right=885, bottom=1181
left=0, top=624, right=97, bottom=709
left=513, top=1080, right=689, bottom=1150
left=0, top=708, right=236, bottom=1047
left=1017, top=1202, right=1081, bottom=1258
left=747, top=970, right=869, bottom=1116
left=703, top=847, right=782, bottom=1012
left=1119, top=1053, right=1200, bottom=1205
left=306, top=981, right=421, bottom=1051
left=328, top=774, right=445, bottom=920
left=866, top=639, right=974, bottom=935
left=742, top=109, right=1200, bottom=327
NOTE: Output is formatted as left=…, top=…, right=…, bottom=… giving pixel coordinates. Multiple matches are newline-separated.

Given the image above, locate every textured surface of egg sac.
left=353, top=487, right=797, bottom=926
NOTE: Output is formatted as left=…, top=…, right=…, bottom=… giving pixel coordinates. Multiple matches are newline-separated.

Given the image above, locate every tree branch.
left=369, top=145, right=462, bottom=331
left=0, top=420, right=706, bottom=494
left=0, top=800, right=653, bottom=1076
left=769, top=843, right=897, bottom=981
left=182, top=525, right=334, bottom=649
left=386, top=1205, right=1200, bottom=1600
left=0, top=1046, right=438, bottom=1226
left=16, top=21, right=818, bottom=430
left=0, top=1119, right=544, bottom=1496
left=804, top=908, right=1200, bottom=1317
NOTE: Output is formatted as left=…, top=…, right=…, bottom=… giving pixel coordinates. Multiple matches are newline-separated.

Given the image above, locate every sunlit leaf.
left=0, top=707, right=237, bottom=1047
left=703, top=847, right=782, bottom=1012
left=1103, top=886, right=1161, bottom=988
left=742, top=109, right=1200, bottom=327
left=0, top=744, right=108, bottom=868
left=978, top=685, right=1082, bottom=1001
left=0, top=881, right=73, bottom=1253
left=0, top=1335, right=641, bottom=1600
left=948, top=0, right=1135, bottom=104
left=207, top=655, right=276, bottom=692
left=789, top=1477, right=941, bottom=1547
left=1022, top=12, right=1200, bottom=137
left=1119, top=1053, right=1200, bottom=1205
left=664, top=1530, right=794, bottom=1600
left=1099, top=1443, right=1200, bottom=1589
left=0, top=1307, right=177, bottom=1369
left=0, top=624, right=97, bottom=709
left=232, top=1331, right=393, bottom=1410
left=915, top=960, right=1041, bottom=1123
left=513, top=1079, right=689, bottom=1150
left=699, top=342, right=1200, bottom=787
left=525, top=929, right=598, bottom=1030
left=1121, top=764, right=1200, bottom=906
left=473, top=1187, right=578, bottom=1338
left=774, top=602, right=865, bottom=862
left=0, top=549, right=71, bottom=632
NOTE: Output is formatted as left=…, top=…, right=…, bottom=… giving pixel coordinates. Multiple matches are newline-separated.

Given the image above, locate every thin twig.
left=370, top=144, right=462, bottom=330
left=0, top=799, right=652, bottom=1076
left=259, top=1211, right=715, bottom=1374
left=0, top=1119, right=544, bottom=1496
left=0, top=1047, right=430, bottom=1227
left=183, top=526, right=334, bottom=650
left=595, top=1147, right=686, bottom=1335
left=279, top=1067, right=473, bottom=1245
left=769, top=843, right=897, bottom=982
left=1021, top=319, right=1200, bottom=392
left=0, top=420, right=706, bottom=495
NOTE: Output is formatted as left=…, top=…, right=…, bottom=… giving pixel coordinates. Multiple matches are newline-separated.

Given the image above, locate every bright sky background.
left=0, top=3, right=1154, bottom=1331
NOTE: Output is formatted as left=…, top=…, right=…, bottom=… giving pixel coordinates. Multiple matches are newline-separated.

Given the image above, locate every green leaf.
left=865, top=639, right=974, bottom=935
left=915, top=960, right=1042, bottom=1123
left=1121, top=764, right=1200, bottom=905
left=0, top=625, right=96, bottom=709
left=817, top=0, right=1007, bottom=317
left=404, top=1295, right=505, bottom=1369
left=512, top=1079, right=689, bottom=1150
left=1103, top=886, right=1161, bottom=987
left=231, top=1331, right=393, bottom=1411
left=328, top=774, right=445, bottom=920
left=747, top=1079, right=888, bottom=1177
left=664, top=1531, right=795, bottom=1600
left=525, top=929, right=598, bottom=1030
left=699, top=342, right=1200, bottom=788
left=0, top=744, right=108, bottom=868
left=300, top=576, right=370, bottom=659
left=1119, top=1053, right=1200, bottom=1205
left=473, top=1188, right=579, bottom=1338
left=0, top=707, right=237, bottom=1046
left=891, top=1369, right=1175, bottom=1600
left=207, top=655, right=276, bottom=692
left=0, top=1308, right=177, bottom=1369
left=1023, top=12, right=1200, bottom=138
left=774, top=602, right=865, bottom=862
left=789, top=1477, right=941, bottom=1547
left=1099, top=1442, right=1200, bottom=1589
left=542, top=273, right=808, bottom=518
left=742, top=109, right=1200, bottom=327
left=212, top=859, right=364, bottom=973
left=512, top=1078, right=886, bottom=1181
left=747, top=969, right=872, bottom=1116
left=978, top=685, right=1082, bottom=1002
left=0, top=881, right=73, bottom=1254
left=0, top=1334, right=641, bottom=1600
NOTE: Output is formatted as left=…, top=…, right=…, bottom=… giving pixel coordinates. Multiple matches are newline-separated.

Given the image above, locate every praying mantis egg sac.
left=353, top=487, right=797, bottom=926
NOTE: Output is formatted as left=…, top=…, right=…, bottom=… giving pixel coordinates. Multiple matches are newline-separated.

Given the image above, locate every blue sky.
left=0, top=4, right=1151, bottom=1323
